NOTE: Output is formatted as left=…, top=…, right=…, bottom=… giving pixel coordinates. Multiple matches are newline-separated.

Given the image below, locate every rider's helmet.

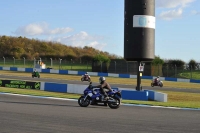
left=99, top=76, right=106, bottom=84
left=157, top=76, right=160, bottom=78
left=86, top=72, right=88, bottom=74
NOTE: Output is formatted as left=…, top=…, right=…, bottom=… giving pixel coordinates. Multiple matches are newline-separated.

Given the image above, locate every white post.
left=3, top=56, right=5, bottom=65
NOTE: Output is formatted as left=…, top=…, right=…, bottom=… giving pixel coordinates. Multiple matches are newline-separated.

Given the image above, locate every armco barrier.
left=0, top=77, right=167, bottom=102
left=40, top=82, right=167, bottom=102
left=121, top=90, right=148, bottom=101
left=154, top=91, right=167, bottom=102
left=44, top=82, right=67, bottom=93
left=144, top=90, right=167, bottom=102
left=0, top=66, right=199, bottom=84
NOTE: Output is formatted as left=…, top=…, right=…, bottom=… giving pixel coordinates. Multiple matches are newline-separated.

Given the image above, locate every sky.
left=0, top=0, right=200, bottom=63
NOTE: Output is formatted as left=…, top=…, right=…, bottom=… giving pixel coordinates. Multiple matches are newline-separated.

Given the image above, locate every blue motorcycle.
left=78, top=82, right=122, bottom=109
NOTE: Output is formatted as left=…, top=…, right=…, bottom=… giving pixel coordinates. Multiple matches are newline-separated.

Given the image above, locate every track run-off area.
left=0, top=71, right=200, bottom=132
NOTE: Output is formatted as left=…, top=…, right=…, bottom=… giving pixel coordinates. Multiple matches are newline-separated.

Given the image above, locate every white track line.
left=1, top=92, right=200, bottom=111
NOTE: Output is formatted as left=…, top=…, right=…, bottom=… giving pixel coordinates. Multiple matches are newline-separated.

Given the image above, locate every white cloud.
left=14, top=22, right=73, bottom=36
left=156, top=0, right=195, bottom=8
left=49, top=27, right=73, bottom=34
left=191, top=10, right=200, bottom=15
left=47, top=31, right=106, bottom=50
left=156, top=0, right=195, bottom=20
left=158, top=8, right=183, bottom=20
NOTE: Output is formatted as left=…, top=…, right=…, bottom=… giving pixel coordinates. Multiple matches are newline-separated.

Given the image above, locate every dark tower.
left=124, top=0, right=155, bottom=61
left=124, top=0, right=155, bottom=91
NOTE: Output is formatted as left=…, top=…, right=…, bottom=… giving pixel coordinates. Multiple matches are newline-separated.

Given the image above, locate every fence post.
left=23, top=57, right=25, bottom=67
left=13, top=57, right=15, bottom=67
left=59, top=58, right=62, bottom=70
left=33, top=58, right=35, bottom=67
left=167, top=64, right=168, bottom=77
left=101, top=61, right=102, bottom=72
left=71, top=59, right=72, bottom=70
left=3, top=56, right=5, bottom=66
left=87, top=61, right=88, bottom=70
left=175, top=64, right=176, bottom=78
left=127, top=62, right=128, bottom=73
left=114, top=61, right=116, bottom=73
left=50, top=58, right=53, bottom=68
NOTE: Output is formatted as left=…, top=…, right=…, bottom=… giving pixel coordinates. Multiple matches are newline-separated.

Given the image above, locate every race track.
left=1, top=93, right=200, bottom=133
left=0, top=74, right=200, bottom=133
left=0, top=74, right=200, bottom=93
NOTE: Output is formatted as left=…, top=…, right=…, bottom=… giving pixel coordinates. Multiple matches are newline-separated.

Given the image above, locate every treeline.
left=152, top=56, right=199, bottom=70
left=0, top=35, right=122, bottom=62
left=0, top=35, right=199, bottom=68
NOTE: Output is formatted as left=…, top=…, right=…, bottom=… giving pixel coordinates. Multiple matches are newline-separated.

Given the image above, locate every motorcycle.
left=81, top=75, right=91, bottom=82
left=32, top=71, right=40, bottom=78
left=78, top=82, right=122, bottom=109
left=151, top=80, right=163, bottom=87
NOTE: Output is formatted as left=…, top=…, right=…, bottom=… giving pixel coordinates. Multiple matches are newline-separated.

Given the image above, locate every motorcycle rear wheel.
left=78, top=96, right=90, bottom=107
left=108, top=97, right=121, bottom=109
left=159, top=83, right=163, bottom=87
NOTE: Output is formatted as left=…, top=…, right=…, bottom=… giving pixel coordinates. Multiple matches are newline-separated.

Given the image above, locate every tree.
left=165, top=59, right=185, bottom=69
left=93, top=54, right=110, bottom=64
left=189, top=59, right=197, bottom=70
left=151, top=56, right=164, bottom=65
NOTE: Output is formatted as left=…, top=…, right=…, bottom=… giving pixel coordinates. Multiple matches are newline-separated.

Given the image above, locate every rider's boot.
left=103, top=95, right=109, bottom=101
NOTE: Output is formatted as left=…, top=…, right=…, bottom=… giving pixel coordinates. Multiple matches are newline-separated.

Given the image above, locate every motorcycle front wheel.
left=78, top=96, right=90, bottom=107
left=151, top=83, right=154, bottom=87
left=108, top=97, right=121, bottom=109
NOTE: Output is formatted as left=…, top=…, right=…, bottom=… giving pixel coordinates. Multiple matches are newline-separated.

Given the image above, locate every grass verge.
left=1, top=70, right=200, bottom=89
left=1, top=70, right=200, bottom=109
left=1, top=87, right=200, bottom=109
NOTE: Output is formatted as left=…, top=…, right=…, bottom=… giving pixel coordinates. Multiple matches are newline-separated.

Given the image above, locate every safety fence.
left=0, top=59, right=200, bottom=79
left=0, top=66, right=200, bottom=84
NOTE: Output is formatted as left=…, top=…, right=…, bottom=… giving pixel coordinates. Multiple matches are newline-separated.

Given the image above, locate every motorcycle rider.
left=154, top=76, right=160, bottom=85
left=93, top=76, right=112, bottom=100
left=84, top=72, right=89, bottom=79
left=33, top=69, right=37, bottom=76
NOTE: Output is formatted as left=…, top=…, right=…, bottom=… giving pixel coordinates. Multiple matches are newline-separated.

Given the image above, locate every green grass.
left=1, top=70, right=200, bottom=89
left=0, top=70, right=200, bottom=109
left=0, top=87, right=81, bottom=99
left=0, top=87, right=200, bottom=109
left=178, top=71, right=200, bottom=80
left=123, top=90, right=200, bottom=108
left=0, top=61, right=92, bottom=71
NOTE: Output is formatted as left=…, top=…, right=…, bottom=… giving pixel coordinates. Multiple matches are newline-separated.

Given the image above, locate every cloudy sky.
left=0, top=0, right=200, bottom=62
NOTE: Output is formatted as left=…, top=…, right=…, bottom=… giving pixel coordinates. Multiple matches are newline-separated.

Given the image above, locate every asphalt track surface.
left=1, top=93, right=200, bottom=133
left=0, top=74, right=200, bottom=133
left=0, top=74, right=200, bottom=93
